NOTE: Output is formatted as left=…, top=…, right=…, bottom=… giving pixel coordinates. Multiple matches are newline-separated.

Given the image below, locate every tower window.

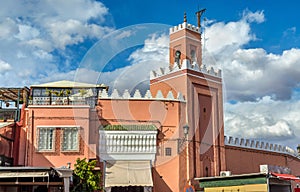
left=191, top=49, right=196, bottom=63
left=175, top=50, right=181, bottom=64
left=190, top=45, right=197, bottom=63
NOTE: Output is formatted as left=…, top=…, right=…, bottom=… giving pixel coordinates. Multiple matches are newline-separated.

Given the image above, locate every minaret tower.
left=150, top=11, right=225, bottom=190
left=169, top=12, right=202, bottom=68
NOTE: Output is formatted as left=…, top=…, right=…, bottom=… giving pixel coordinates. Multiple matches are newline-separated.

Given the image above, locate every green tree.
left=72, top=158, right=102, bottom=192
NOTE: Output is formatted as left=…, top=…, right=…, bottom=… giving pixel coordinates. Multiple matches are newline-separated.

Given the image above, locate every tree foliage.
left=72, top=158, right=102, bottom=192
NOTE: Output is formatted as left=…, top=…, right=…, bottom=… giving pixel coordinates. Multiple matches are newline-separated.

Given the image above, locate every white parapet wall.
left=150, top=59, right=222, bottom=80
left=224, top=135, right=298, bottom=157
left=98, top=89, right=185, bottom=102
left=169, top=22, right=200, bottom=34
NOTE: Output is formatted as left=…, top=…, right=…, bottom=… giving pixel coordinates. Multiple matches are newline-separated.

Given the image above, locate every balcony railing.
left=28, top=96, right=96, bottom=108
left=0, top=109, right=18, bottom=121
left=100, top=132, right=157, bottom=153
left=99, top=125, right=157, bottom=161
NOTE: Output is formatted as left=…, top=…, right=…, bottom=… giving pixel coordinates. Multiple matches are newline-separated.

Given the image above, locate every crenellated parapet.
left=150, top=59, right=222, bottom=80
left=224, top=136, right=298, bottom=157
left=98, top=89, right=185, bottom=102
left=169, top=22, right=200, bottom=34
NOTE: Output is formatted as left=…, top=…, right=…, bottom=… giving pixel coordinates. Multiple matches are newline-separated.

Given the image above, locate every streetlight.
left=183, top=124, right=189, bottom=138
left=178, top=124, right=190, bottom=153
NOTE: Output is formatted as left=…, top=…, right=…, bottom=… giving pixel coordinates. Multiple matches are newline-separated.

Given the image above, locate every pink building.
left=5, top=13, right=300, bottom=192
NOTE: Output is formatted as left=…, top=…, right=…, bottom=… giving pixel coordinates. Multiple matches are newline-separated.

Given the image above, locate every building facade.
left=2, top=14, right=300, bottom=192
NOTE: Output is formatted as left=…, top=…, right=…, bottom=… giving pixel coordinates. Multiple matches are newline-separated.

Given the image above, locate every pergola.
left=0, top=87, right=29, bottom=122
left=0, top=87, right=30, bottom=105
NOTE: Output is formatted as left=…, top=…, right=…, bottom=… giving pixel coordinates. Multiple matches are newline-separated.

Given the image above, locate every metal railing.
left=0, top=109, right=18, bottom=121
left=28, top=96, right=97, bottom=108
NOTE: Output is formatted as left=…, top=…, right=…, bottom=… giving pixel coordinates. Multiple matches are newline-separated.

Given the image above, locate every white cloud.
left=224, top=96, right=300, bottom=147
left=204, top=20, right=253, bottom=53
left=203, top=10, right=300, bottom=101
left=128, top=33, right=169, bottom=65
left=203, top=10, right=264, bottom=54
left=0, top=18, right=18, bottom=39
left=49, top=32, right=169, bottom=92
left=0, top=60, right=12, bottom=73
left=115, top=30, right=134, bottom=40
left=15, top=24, right=40, bottom=41
left=0, top=0, right=113, bottom=87
left=242, top=9, right=265, bottom=23
left=222, top=48, right=300, bottom=101
left=98, top=33, right=169, bottom=93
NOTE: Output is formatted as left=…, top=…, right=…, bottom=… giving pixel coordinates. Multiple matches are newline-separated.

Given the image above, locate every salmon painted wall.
left=225, top=146, right=300, bottom=176
left=98, top=99, right=186, bottom=191
left=97, top=99, right=182, bottom=130
left=150, top=69, right=225, bottom=180
left=0, top=124, right=13, bottom=158
left=24, top=105, right=96, bottom=169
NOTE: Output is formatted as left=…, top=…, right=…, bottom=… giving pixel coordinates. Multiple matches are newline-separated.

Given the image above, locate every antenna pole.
left=195, top=8, right=206, bottom=28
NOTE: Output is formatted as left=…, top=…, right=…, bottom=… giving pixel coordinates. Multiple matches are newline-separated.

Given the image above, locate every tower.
left=169, top=12, right=202, bottom=68
left=150, top=12, right=225, bottom=189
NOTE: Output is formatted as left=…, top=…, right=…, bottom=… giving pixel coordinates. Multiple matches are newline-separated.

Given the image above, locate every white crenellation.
left=155, top=90, right=164, bottom=99
left=166, top=91, right=174, bottom=99
left=133, top=90, right=142, bottom=98
left=159, top=67, right=165, bottom=76
left=150, top=60, right=222, bottom=80
left=150, top=70, right=156, bottom=79
left=122, top=89, right=131, bottom=99
left=192, top=61, right=200, bottom=71
left=181, top=59, right=190, bottom=69
left=169, top=22, right=200, bottom=34
left=99, top=89, right=109, bottom=98
left=224, top=136, right=299, bottom=157
left=144, top=90, right=152, bottom=99
left=98, top=89, right=185, bottom=102
left=177, top=92, right=185, bottom=101
left=111, top=89, right=120, bottom=98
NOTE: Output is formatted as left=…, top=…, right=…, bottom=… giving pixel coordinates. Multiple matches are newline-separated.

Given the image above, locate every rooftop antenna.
left=195, top=8, right=206, bottom=28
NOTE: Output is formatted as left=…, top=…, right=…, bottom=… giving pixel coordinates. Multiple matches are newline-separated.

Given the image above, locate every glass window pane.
left=62, top=127, right=79, bottom=151
left=38, top=127, right=54, bottom=151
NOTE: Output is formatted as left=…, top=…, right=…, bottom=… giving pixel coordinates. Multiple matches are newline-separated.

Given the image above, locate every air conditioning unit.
left=220, top=171, right=231, bottom=176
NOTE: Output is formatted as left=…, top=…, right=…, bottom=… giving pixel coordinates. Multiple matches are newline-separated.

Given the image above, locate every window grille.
left=38, top=127, right=55, bottom=151
left=61, top=127, right=79, bottom=151
left=165, top=147, right=172, bottom=156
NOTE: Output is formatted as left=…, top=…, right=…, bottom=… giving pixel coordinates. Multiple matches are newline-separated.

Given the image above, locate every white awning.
left=105, top=161, right=153, bottom=187
left=0, top=171, right=49, bottom=178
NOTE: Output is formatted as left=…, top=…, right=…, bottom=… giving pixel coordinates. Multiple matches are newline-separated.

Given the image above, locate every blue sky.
left=1, top=0, right=300, bottom=150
